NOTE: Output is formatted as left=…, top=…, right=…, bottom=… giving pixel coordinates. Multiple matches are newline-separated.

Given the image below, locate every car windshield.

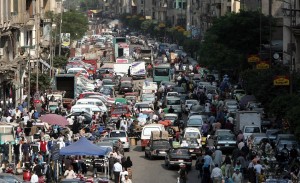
left=110, top=131, right=126, bottom=137
left=218, top=135, right=235, bottom=141
left=103, top=80, right=113, bottom=85
left=164, top=116, right=177, bottom=120
left=152, top=141, right=170, bottom=148
left=174, top=87, right=185, bottom=93
left=170, top=149, right=189, bottom=155
left=112, top=108, right=128, bottom=114
left=188, top=118, right=203, bottom=125
left=167, top=99, right=181, bottom=105
left=244, top=127, right=260, bottom=133
left=185, top=132, right=200, bottom=138
left=121, top=83, right=132, bottom=87
left=167, top=93, right=178, bottom=97
left=135, top=103, right=150, bottom=108
left=187, top=101, right=198, bottom=105
left=154, top=68, right=169, bottom=76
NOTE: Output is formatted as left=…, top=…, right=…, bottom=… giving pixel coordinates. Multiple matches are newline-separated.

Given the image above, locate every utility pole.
left=59, top=0, right=63, bottom=56
left=27, top=55, right=31, bottom=111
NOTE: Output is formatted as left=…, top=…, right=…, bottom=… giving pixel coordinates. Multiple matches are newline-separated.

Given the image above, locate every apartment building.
left=0, top=0, right=61, bottom=108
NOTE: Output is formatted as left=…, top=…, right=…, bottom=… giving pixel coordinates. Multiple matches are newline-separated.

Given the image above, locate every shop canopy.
left=60, top=137, right=111, bottom=156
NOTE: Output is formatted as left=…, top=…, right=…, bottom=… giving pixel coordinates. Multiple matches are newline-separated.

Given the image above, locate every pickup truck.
left=145, top=139, right=171, bottom=159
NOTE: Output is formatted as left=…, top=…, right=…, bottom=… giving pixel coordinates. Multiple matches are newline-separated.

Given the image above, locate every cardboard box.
left=160, top=131, right=169, bottom=140
left=151, top=131, right=161, bottom=140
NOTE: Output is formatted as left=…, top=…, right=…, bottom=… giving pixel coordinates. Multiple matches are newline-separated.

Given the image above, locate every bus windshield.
left=154, top=68, right=169, bottom=76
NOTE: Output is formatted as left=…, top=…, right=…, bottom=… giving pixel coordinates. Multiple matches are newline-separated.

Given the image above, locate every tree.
left=240, top=66, right=289, bottom=110
left=199, top=11, right=271, bottom=72
left=30, top=73, right=51, bottom=92
left=53, top=56, right=68, bottom=68
left=61, top=10, right=88, bottom=40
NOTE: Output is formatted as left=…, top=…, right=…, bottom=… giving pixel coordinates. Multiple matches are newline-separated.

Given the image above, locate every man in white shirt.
left=113, top=160, right=123, bottom=183
left=6, top=115, right=12, bottom=123
left=211, top=164, right=222, bottom=183
left=254, top=160, right=263, bottom=174
left=30, top=172, right=39, bottom=183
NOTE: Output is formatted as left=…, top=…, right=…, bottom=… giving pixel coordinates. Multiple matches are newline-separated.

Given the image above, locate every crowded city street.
left=1, top=0, right=300, bottom=183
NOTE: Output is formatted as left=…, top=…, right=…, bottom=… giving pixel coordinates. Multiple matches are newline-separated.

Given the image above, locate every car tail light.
left=186, top=159, right=192, bottom=162
left=126, top=137, right=128, bottom=142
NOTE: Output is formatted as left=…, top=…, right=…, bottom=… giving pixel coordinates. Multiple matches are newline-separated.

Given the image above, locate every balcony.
left=10, top=12, right=30, bottom=25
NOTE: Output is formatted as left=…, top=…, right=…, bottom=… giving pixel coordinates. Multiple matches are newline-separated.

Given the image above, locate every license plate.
left=159, top=151, right=166, bottom=154
left=225, top=144, right=229, bottom=147
left=178, top=160, right=183, bottom=162
left=189, top=150, right=194, bottom=152
left=124, top=88, right=128, bottom=89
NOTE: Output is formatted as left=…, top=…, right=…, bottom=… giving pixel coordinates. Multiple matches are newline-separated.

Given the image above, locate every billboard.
left=61, top=33, right=70, bottom=48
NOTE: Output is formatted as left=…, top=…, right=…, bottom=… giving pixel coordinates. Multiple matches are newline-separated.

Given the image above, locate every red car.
left=78, top=92, right=101, bottom=99
left=110, top=105, right=131, bottom=119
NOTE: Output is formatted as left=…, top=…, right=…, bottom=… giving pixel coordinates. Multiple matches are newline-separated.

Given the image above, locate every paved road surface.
left=127, top=141, right=199, bottom=183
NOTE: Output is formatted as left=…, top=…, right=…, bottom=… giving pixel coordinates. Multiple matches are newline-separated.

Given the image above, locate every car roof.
left=189, top=115, right=204, bottom=119
left=166, top=96, right=180, bottom=100
left=184, top=127, right=200, bottom=132
left=143, top=124, right=165, bottom=128
left=165, top=113, right=178, bottom=117
left=252, top=133, right=267, bottom=137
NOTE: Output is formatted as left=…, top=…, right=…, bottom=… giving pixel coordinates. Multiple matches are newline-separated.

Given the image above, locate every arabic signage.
left=248, top=55, right=260, bottom=63
left=273, top=75, right=289, bottom=86
left=256, top=61, right=270, bottom=69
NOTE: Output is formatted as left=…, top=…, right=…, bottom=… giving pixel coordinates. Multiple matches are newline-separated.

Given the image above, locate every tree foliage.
left=53, top=56, right=68, bottom=68
left=200, top=11, right=271, bottom=72
left=240, top=66, right=289, bottom=110
left=30, top=73, right=51, bottom=92
left=61, top=10, right=88, bottom=40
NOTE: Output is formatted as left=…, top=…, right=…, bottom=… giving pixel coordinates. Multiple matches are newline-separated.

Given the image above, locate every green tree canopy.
left=62, top=10, right=88, bottom=40
left=200, top=11, right=271, bottom=72
left=30, top=73, right=51, bottom=92
left=53, top=56, right=68, bottom=68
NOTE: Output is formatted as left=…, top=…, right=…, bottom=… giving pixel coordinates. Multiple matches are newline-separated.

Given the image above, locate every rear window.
left=185, top=132, right=200, bottom=139
left=244, top=127, right=260, bottom=133
left=170, top=149, right=189, bottom=155
left=112, top=108, right=128, bottom=114
left=110, top=131, right=126, bottom=137
left=167, top=99, right=181, bottom=105
left=143, top=127, right=161, bottom=136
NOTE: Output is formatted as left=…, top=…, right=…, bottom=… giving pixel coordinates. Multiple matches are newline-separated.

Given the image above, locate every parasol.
left=39, top=114, right=68, bottom=127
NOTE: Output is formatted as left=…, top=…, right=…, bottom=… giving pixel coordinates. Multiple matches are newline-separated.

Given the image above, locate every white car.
left=184, top=100, right=199, bottom=113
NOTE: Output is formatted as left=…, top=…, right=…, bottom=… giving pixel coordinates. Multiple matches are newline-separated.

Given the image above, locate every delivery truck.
left=55, top=74, right=77, bottom=109
left=235, top=111, right=262, bottom=140
left=131, top=61, right=146, bottom=79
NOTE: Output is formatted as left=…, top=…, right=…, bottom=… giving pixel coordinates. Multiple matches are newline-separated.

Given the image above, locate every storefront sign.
left=248, top=55, right=260, bottom=63
left=116, top=59, right=129, bottom=63
left=273, top=75, right=289, bottom=86
left=256, top=61, right=270, bottom=69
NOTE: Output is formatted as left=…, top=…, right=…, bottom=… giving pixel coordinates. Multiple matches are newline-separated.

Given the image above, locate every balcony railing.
left=10, top=12, right=30, bottom=25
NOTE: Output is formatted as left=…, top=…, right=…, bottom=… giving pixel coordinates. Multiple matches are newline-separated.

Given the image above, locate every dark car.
left=0, top=173, right=24, bottom=183
left=145, top=139, right=171, bottom=159
left=67, top=112, right=92, bottom=124
left=119, top=82, right=134, bottom=94
left=99, top=86, right=115, bottom=97
left=164, top=148, right=192, bottom=169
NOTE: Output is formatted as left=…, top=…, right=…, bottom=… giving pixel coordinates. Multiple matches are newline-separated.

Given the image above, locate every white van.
left=75, top=98, right=107, bottom=112
left=141, top=124, right=165, bottom=150
left=70, top=104, right=102, bottom=116
left=67, top=68, right=88, bottom=76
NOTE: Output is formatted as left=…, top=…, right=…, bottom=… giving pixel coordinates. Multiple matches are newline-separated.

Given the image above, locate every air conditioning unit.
left=0, top=48, right=3, bottom=56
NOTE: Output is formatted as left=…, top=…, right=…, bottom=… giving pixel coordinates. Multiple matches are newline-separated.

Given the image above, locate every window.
left=141, top=0, right=144, bottom=4
left=154, top=68, right=169, bottom=76
left=110, top=131, right=126, bottom=137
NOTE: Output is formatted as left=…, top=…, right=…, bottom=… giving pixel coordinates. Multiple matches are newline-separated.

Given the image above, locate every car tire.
left=149, top=154, right=153, bottom=160
left=125, top=148, right=130, bottom=152
left=141, top=146, right=145, bottom=151
left=145, top=152, right=148, bottom=158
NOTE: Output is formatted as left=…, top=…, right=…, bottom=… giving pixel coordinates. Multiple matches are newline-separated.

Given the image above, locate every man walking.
left=113, top=159, right=122, bottom=183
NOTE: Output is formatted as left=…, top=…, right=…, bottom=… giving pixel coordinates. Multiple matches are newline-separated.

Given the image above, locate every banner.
left=61, top=33, right=70, bottom=48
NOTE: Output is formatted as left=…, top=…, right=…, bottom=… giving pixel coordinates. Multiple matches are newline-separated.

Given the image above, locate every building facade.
left=0, top=0, right=61, bottom=109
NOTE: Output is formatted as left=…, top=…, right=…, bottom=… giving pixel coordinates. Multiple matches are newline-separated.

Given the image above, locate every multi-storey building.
left=0, top=0, right=61, bottom=108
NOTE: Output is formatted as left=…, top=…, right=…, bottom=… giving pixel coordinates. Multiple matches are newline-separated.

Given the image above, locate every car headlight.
left=217, top=146, right=220, bottom=149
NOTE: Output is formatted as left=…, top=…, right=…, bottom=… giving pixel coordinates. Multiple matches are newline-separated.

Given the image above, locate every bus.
left=153, top=64, right=171, bottom=84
